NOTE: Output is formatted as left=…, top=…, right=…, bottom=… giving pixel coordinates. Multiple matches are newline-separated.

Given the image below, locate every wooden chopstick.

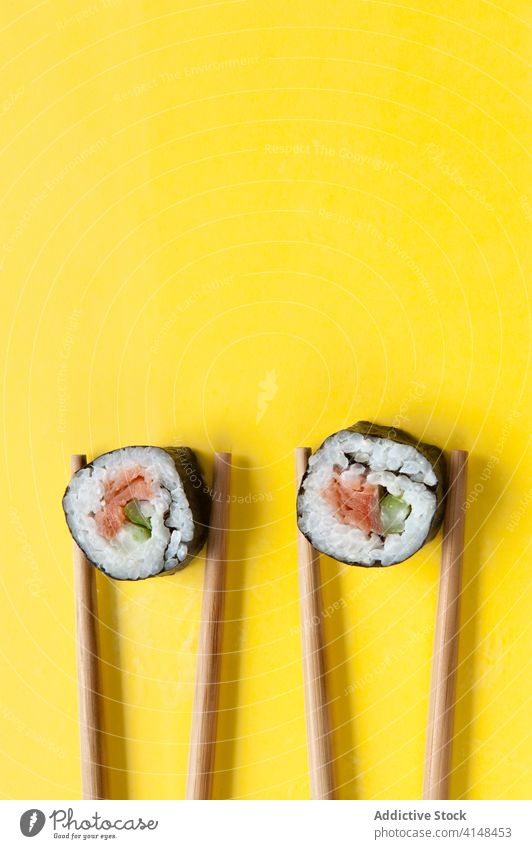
left=423, top=449, right=468, bottom=800
left=186, top=452, right=232, bottom=799
left=295, top=448, right=335, bottom=800
left=71, top=454, right=104, bottom=800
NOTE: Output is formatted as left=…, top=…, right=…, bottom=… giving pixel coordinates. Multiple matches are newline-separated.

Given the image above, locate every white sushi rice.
left=297, top=430, right=438, bottom=566
left=63, top=446, right=195, bottom=579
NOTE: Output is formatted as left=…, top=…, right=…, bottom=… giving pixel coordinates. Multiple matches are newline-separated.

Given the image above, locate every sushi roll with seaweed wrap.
left=63, top=446, right=211, bottom=580
left=297, top=422, right=447, bottom=567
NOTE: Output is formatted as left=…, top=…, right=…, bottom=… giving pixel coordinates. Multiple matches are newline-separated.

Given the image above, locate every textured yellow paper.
left=1, top=0, right=530, bottom=800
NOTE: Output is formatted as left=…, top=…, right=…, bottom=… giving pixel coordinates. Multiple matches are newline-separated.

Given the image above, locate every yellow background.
left=1, top=0, right=530, bottom=800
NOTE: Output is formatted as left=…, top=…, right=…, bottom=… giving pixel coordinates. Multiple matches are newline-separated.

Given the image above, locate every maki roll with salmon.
left=63, top=446, right=211, bottom=580
left=297, top=422, right=447, bottom=566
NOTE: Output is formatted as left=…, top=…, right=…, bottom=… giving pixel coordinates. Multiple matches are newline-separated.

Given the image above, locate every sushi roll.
left=63, top=446, right=211, bottom=580
left=297, top=422, right=447, bottom=567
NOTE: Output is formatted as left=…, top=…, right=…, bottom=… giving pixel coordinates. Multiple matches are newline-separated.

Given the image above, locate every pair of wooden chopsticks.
left=294, top=448, right=468, bottom=801
left=70, top=451, right=231, bottom=801
left=72, top=447, right=467, bottom=800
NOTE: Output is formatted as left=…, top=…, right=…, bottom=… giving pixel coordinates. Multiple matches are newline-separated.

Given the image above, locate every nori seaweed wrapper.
left=162, top=446, right=212, bottom=570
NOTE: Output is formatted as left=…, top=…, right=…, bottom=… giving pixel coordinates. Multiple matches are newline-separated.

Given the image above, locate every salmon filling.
left=323, top=474, right=383, bottom=535
left=95, top=466, right=153, bottom=540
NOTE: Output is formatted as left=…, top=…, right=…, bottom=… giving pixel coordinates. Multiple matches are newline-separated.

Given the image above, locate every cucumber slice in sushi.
left=63, top=446, right=211, bottom=580
left=296, top=421, right=447, bottom=567
left=380, top=493, right=411, bottom=535
left=124, top=499, right=152, bottom=534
